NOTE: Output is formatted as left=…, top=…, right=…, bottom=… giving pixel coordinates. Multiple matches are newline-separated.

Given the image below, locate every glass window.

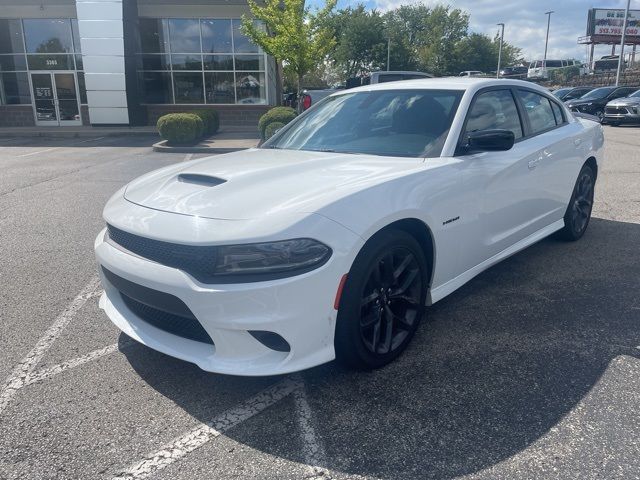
left=173, top=72, right=204, bottom=103
left=518, top=90, right=557, bottom=135
left=201, top=19, right=232, bottom=53
left=71, top=19, right=81, bottom=53
left=77, top=72, right=87, bottom=103
left=0, top=19, right=25, bottom=54
left=138, top=71, right=173, bottom=103
left=205, top=71, right=235, bottom=103
left=0, top=55, right=27, bottom=71
left=550, top=101, right=564, bottom=126
left=203, top=54, right=233, bottom=70
left=23, top=19, right=73, bottom=53
left=27, top=54, right=75, bottom=70
left=0, top=72, right=31, bottom=104
left=232, top=19, right=259, bottom=53
left=234, top=54, right=264, bottom=71
left=138, top=18, right=169, bottom=53
left=75, top=54, right=83, bottom=71
left=545, top=60, right=562, bottom=68
left=168, top=19, right=201, bottom=53
left=465, top=90, right=523, bottom=139
left=264, top=89, right=463, bottom=158
left=170, top=54, right=202, bottom=71
left=137, top=54, right=170, bottom=70
left=235, top=72, right=265, bottom=104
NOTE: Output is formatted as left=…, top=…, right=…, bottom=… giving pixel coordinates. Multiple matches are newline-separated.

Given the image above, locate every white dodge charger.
left=95, top=78, right=604, bottom=376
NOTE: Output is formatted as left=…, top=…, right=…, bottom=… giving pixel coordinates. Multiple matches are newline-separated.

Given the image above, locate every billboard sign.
left=589, top=8, right=640, bottom=37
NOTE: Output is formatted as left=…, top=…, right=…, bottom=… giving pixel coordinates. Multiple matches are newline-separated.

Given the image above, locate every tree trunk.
left=297, top=72, right=304, bottom=113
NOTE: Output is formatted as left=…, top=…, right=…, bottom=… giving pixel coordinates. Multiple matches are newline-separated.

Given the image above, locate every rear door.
left=515, top=88, right=584, bottom=228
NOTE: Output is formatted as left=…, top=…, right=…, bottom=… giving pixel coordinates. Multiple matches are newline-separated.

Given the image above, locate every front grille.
left=107, top=224, right=216, bottom=282
left=102, top=267, right=214, bottom=345
left=606, top=106, right=629, bottom=115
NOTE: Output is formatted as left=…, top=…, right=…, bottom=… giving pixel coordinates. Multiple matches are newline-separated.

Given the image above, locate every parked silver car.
left=604, top=89, right=640, bottom=126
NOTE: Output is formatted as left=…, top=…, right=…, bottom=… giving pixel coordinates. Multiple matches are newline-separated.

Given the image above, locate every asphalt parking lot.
left=1, top=127, right=639, bottom=480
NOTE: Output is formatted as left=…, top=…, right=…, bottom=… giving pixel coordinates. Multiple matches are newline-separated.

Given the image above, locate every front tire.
left=596, top=110, right=605, bottom=123
left=557, top=164, right=595, bottom=241
left=335, top=229, right=428, bottom=370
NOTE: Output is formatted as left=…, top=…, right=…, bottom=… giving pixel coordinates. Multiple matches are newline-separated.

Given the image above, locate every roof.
left=335, top=77, right=550, bottom=95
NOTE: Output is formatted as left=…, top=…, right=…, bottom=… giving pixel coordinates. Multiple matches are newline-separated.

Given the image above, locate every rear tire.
left=335, top=229, right=428, bottom=370
left=557, top=164, right=595, bottom=241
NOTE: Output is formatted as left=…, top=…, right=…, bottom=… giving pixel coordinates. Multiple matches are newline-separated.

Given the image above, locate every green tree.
left=241, top=0, right=337, bottom=97
left=328, top=6, right=387, bottom=78
left=452, top=33, right=523, bottom=74
left=385, top=4, right=469, bottom=76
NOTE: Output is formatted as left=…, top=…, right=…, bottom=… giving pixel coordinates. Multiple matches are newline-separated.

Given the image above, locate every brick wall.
left=0, top=105, right=35, bottom=127
left=144, top=105, right=269, bottom=128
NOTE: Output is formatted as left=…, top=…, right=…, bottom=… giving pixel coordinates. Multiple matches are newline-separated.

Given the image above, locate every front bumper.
left=95, top=205, right=362, bottom=376
left=603, top=106, right=640, bottom=123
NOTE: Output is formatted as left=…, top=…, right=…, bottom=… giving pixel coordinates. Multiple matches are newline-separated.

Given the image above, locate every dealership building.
left=0, top=0, right=278, bottom=128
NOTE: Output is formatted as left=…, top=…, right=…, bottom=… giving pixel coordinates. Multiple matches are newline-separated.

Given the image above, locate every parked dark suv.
left=565, top=86, right=639, bottom=123
left=552, top=86, right=594, bottom=102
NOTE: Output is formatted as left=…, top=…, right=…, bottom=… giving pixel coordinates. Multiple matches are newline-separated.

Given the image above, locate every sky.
left=315, top=0, right=637, bottom=62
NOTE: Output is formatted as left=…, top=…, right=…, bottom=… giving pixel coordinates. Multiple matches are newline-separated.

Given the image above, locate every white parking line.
left=0, top=277, right=101, bottom=416
left=16, top=147, right=58, bottom=158
left=182, top=153, right=193, bottom=162
left=292, top=380, right=330, bottom=480
left=24, top=339, right=132, bottom=387
left=112, top=378, right=302, bottom=480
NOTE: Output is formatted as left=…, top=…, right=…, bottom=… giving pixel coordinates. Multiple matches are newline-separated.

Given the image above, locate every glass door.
left=30, top=72, right=82, bottom=126
left=31, top=73, right=58, bottom=125
left=54, top=73, right=81, bottom=126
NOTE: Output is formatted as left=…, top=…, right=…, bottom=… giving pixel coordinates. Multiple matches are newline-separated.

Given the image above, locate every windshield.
left=630, top=90, right=640, bottom=98
left=263, top=89, right=463, bottom=158
left=580, top=87, right=615, bottom=100
left=553, top=88, right=571, bottom=98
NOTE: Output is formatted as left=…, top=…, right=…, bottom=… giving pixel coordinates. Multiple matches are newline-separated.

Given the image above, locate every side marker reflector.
left=334, top=274, right=348, bottom=310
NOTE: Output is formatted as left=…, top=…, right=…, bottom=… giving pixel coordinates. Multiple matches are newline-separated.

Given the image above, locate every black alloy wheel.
left=557, top=164, right=595, bottom=241
left=335, top=229, right=428, bottom=369
left=596, top=110, right=605, bottom=123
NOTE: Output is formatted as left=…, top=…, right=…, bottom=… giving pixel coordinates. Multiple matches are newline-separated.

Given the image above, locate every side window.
left=518, top=90, right=557, bottom=135
left=550, top=101, right=565, bottom=126
left=464, top=89, right=523, bottom=139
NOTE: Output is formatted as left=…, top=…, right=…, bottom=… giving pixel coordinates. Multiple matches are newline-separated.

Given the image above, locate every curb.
left=152, top=139, right=257, bottom=154
left=0, top=130, right=158, bottom=138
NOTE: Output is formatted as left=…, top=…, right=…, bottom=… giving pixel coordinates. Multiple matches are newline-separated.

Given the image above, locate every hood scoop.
left=177, top=173, right=226, bottom=187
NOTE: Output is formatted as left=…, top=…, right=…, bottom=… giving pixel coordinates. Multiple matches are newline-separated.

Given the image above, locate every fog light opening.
left=248, top=330, right=291, bottom=352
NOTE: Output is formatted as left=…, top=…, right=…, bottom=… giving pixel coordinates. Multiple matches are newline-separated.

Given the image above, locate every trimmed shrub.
left=194, top=109, right=220, bottom=135
left=258, top=106, right=297, bottom=140
left=265, top=121, right=286, bottom=140
left=156, top=113, right=204, bottom=145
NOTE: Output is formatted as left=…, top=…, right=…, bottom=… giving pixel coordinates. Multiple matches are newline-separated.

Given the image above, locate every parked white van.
left=527, top=59, right=585, bottom=80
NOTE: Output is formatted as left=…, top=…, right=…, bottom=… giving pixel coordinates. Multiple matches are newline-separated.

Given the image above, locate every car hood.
left=566, top=98, right=605, bottom=107
left=124, top=148, right=421, bottom=220
left=607, top=97, right=640, bottom=107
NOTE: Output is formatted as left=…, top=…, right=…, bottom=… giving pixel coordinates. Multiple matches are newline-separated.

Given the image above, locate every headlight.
left=214, top=238, right=331, bottom=276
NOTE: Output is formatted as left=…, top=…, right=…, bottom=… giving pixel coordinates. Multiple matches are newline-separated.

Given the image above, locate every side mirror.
left=462, top=129, right=515, bottom=154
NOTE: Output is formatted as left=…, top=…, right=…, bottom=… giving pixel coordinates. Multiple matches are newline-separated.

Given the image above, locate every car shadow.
left=121, top=217, right=640, bottom=479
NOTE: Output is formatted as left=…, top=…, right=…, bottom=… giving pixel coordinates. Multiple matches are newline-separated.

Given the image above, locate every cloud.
left=333, top=0, right=634, bottom=62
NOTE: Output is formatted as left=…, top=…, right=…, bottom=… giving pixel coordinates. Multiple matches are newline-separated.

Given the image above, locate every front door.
left=30, top=72, right=81, bottom=126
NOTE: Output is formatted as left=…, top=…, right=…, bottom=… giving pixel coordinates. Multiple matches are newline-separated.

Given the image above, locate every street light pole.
left=543, top=11, right=554, bottom=78
left=616, top=0, right=632, bottom=86
left=496, top=23, right=505, bottom=78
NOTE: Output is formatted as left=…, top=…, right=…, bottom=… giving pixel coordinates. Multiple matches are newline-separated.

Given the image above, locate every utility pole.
left=616, top=0, right=632, bottom=86
left=496, top=23, right=505, bottom=78
left=543, top=11, right=554, bottom=78
left=387, top=38, right=391, bottom=71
